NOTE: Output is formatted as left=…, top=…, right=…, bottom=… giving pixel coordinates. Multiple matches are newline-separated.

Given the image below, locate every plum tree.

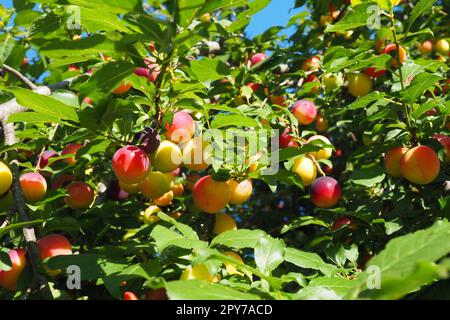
left=348, top=73, right=372, bottom=97
left=150, top=140, right=182, bottom=173
left=292, top=100, right=317, bottom=125
left=112, top=146, right=150, bottom=184
left=64, top=181, right=95, bottom=209
left=0, top=249, right=26, bottom=291
left=165, top=111, right=195, bottom=144
left=227, top=179, right=252, bottom=204
left=310, top=177, right=342, bottom=208
left=20, top=172, right=47, bottom=203
left=193, top=175, right=231, bottom=214
left=0, top=161, right=13, bottom=195
left=140, top=171, right=171, bottom=199
left=400, top=145, right=440, bottom=185
left=214, top=213, right=237, bottom=235
left=302, top=56, right=320, bottom=71
left=384, top=147, right=409, bottom=177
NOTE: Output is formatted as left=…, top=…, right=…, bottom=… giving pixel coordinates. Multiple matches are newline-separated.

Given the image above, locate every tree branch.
left=2, top=64, right=38, bottom=90
left=9, top=162, right=52, bottom=300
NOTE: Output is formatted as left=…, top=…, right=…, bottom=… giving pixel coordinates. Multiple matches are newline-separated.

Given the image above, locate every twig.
left=2, top=64, right=38, bottom=90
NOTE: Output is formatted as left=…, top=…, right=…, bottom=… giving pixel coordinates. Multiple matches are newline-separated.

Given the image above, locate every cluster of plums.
left=0, top=234, right=72, bottom=291
left=110, top=110, right=252, bottom=235
left=384, top=136, right=450, bottom=185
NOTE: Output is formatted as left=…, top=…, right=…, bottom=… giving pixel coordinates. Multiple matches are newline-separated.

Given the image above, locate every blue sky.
left=0, top=0, right=299, bottom=36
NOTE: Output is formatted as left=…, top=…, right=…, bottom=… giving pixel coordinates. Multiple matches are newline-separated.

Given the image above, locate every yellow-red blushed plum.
left=193, top=175, right=231, bottom=214
left=38, top=150, right=59, bottom=168
left=400, top=145, right=440, bottom=185
left=292, top=156, right=317, bottom=186
left=146, top=288, right=168, bottom=300
left=310, top=177, right=342, bottom=208
left=123, top=291, right=139, bottom=300
left=37, top=234, right=72, bottom=275
left=180, top=264, right=219, bottom=282
left=20, top=172, right=47, bottom=203
left=348, top=73, right=372, bottom=97
left=64, top=181, right=95, bottom=209
left=302, top=56, right=320, bottom=71
left=140, top=171, right=171, bottom=199
left=0, top=249, right=26, bottom=291
left=165, top=111, right=195, bottom=144
left=435, top=39, right=449, bottom=55
left=270, top=95, right=286, bottom=107
left=433, top=134, right=450, bottom=163
left=150, top=140, right=182, bottom=173
left=171, top=183, right=184, bottom=197
left=307, top=135, right=333, bottom=160
left=113, top=82, right=132, bottom=95
left=292, top=100, right=317, bottom=125
left=384, top=147, right=409, bottom=177
left=315, top=115, right=329, bottom=132
left=61, top=143, right=83, bottom=165
left=279, top=128, right=298, bottom=148
left=182, top=138, right=211, bottom=171
left=112, top=146, right=150, bottom=184
left=418, top=40, right=433, bottom=54
left=214, top=213, right=237, bottom=235
left=364, top=67, right=386, bottom=78
left=0, top=161, right=13, bottom=195
left=227, top=179, right=252, bottom=205
left=382, top=44, right=407, bottom=67
left=331, top=217, right=356, bottom=231
left=250, top=53, right=268, bottom=66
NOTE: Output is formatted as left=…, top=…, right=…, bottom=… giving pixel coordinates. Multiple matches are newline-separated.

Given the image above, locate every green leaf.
left=190, top=57, right=230, bottom=82
left=325, top=2, right=379, bottom=33
left=406, top=0, right=437, bottom=35
left=0, top=219, right=43, bottom=239
left=401, top=73, right=443, bottom=104
left=6, top=87, right=79, bottom=123
left=166, top=280, right=261, bottom=300
left=0, top=248, right=12, bottom=271
left=350, top=220, right=450, bottom=299
left=284, top=247, right=338, bottom=276
left=306, top=277, right=356, bottom=298
left=254, top=235, right=285, bottom=274
left=150, top=225, right=207, bottom=252
left=8, top=112, right=64, bottom=124
left=157, top=212, right=199, bottom=241
left=0, top=34, right=15, bottom=66
left=210, top=229, right=267, bottom=249
left=211, top=114, right=258, bottom=128
left=349, top=166, right=386, bottom=187
left=177, top=0, right=206, bottom=27
left=78, top=7, right=129, bottom=33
